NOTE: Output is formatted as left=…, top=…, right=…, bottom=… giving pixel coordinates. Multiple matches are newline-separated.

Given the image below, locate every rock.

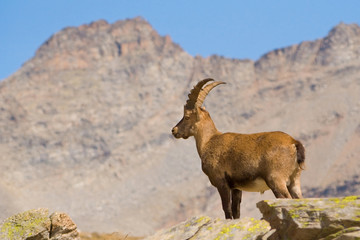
left=2, top=197, right=360, bottom=239
left=0, top=209, right=79, bottom=240
left=257, top=196, right=360, bottom=240
left=145, top=216, right=270, bottom=240
left=49, top=212, right=79, bottom=240
left=0, top=208, right=50, bottom=240
left=147, top=196, right=360, bottom=240
left=323, top=227, right=360, bottom=240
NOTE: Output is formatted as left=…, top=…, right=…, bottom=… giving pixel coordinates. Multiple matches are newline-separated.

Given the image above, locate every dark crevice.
left=115, top=42, right=122, bottom=56
left=186, top=220, right=212, bottom=240
left=49, top=215, right=53, bottom=239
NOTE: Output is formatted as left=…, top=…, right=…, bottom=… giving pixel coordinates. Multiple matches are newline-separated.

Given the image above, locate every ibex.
left=172, top=78, right=305, bottom=219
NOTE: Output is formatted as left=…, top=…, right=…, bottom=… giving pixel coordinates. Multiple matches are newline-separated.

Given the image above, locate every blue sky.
left=1, top=0, right=360, bottom=80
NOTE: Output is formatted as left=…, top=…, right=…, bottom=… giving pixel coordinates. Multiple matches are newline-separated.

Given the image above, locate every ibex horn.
left=185, top=78, right=214, bottom=110
left=196, top=81, right=226, bottom=108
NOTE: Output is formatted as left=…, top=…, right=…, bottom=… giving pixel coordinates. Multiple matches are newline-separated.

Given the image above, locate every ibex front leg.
left=217, top=183, right=232, bottom=219
left=231, top=189, right=242, bottom=219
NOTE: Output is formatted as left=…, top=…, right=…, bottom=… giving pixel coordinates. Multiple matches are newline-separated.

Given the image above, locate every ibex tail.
left=295, top=140, right=305, bottom=170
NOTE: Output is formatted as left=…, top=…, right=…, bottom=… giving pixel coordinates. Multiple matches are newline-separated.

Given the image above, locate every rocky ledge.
left=1, top=196, right=359, bottom=240
left=145, top=216, right=270, bottom=240
left=146, top=196, right=360, bottom=240
left=257, top=196, right=360, bottom=240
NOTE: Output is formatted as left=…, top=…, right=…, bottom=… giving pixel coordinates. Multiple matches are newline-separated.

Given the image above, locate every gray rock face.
left=0, top=17, right=360, bottom=235
left=145, top=216, right=271, bottom=240
left=257, top=196, right=360, bottom=240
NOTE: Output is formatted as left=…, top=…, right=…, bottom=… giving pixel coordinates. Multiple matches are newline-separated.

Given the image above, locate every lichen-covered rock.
left=320, top=227, right=360, bottom=240
left=257, top=196, right=360, bottom=240
left=145, top=216, right=270, bottom=240
left=0, top=208, right=51, bottom=240
left=0, top=209, right=80, bottom=240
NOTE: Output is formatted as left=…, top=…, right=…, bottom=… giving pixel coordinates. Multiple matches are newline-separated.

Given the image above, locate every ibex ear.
left=195, top=106, right=203, bottom=121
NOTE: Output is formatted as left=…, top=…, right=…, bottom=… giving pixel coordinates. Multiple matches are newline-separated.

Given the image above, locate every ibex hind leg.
left=266, top=177, right=292, bottom=199
left=288, top=184, right=303, bottom=199
left=287, top=170, right=303, bottom=199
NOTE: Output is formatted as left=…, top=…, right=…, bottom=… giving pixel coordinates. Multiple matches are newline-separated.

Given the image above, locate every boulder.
left=0, top=208, right=51, bottom=240
left=257, top=196, right=360, bottom=240
left=0, top=209, right=79, bottom=240
left=49, top=212, right=79, bottom=240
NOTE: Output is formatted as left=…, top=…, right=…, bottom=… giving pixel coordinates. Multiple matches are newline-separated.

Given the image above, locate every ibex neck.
left=194, top=118, right=220, bottom=157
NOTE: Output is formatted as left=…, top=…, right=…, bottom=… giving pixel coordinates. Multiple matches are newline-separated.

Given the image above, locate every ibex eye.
left=184, top=116, right=190, bottom=120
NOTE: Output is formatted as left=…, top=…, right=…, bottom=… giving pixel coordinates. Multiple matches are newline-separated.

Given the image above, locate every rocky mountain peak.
left=316, top=22, right=360, bottom=65
left=28, top=17, right=182, bottom=73
left=254, top=22, right=360, bottom=81
left=327, top=22, right=360, bottom=45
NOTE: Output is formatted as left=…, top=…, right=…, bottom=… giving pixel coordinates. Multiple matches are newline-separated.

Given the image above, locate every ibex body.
left=172, top=79, right=305, bottom=219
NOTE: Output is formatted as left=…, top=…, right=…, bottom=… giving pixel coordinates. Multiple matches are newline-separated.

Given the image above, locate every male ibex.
left=172, top=78, right=305, bottom=219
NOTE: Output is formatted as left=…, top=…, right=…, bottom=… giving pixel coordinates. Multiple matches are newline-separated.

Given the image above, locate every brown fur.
left=172, top=79, right=306, bottom=219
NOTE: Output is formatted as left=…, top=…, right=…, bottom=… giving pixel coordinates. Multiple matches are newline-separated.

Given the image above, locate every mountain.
left=0, top=17, right=359, bottom=235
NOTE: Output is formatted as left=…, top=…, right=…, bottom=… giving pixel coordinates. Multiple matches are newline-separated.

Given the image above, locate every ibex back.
left=172, top=78, right=305, bottom=219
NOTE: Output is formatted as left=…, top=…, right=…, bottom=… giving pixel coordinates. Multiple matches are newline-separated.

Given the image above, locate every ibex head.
left=172, top=78, right=225, bottom=139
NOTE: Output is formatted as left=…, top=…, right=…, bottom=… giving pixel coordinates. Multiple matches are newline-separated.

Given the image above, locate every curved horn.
left=196, top=81, right=226, bottom=108
left=185, top=78, right=214, bottom=109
